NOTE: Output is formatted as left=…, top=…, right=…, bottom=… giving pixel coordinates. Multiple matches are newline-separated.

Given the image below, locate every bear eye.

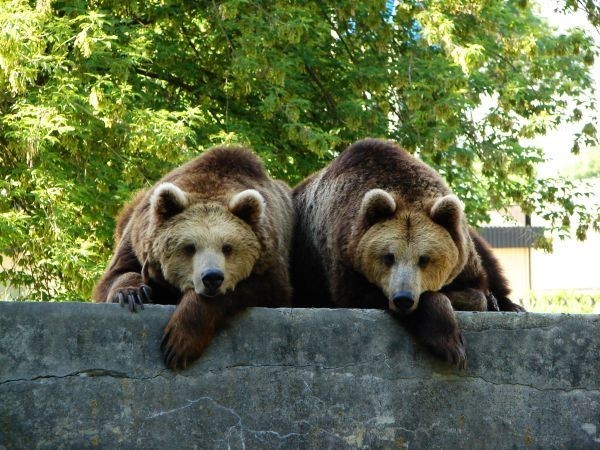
left=382, top=253, right=395, bottom=267
left=418, top=255, right=430, bottom=267
left=183, top=244, right=196, bottom=256
left=222, top=243, right=233, bottom=255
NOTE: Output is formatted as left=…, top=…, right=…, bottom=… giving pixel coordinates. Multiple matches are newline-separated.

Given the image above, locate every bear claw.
left=141, top=285, right=152, bottom=302
left=161, top=333, right=188, bottom=370
left=486, top=293, right=500, bottom=311
left=166, top=349, right=182, bottom=370
left=160, top=329, right=179, bottom=369
left=451, top=343, right=467, bottom=370
left=454, top=347, right=467, bottom=370
left=497, top=297, right=526, bottom=312
left=437, top=344, right=467, bottom=370
left=429, top=333, right=467, bottom=370
left=506, top=303, right=526, bottom=312
left=111, top=284, right=152, bottom=312
left=160, top=324, right=205, bottom=370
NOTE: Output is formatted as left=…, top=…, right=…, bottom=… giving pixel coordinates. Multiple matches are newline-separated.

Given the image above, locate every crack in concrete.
left=461, top=319, right=577, bottom=333
left=0, top=368, right=168, bottom=386
left=2, top=365, right=598, bottom=395
left=213, top=352, right=393, bottom=373
left=217, top=364, right=600, bottom=394
left=456, top=374, right=599, bottom=394
left=201, top=364, right=600, bottom=394
left=221, top=360, right=382, bottom=371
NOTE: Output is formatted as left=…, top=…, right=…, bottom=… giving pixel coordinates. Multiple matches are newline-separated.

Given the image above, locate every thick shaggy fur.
left=93, top=146, right=294, bottom=369
left=292, top=138, right=523, bottom=367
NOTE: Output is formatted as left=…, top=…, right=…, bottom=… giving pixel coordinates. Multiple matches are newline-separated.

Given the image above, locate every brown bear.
left=291, top=138, right=523, bottom=367
left=442, top=229, right=525, bottom=313
left=93, top=146, right=294, bottom=369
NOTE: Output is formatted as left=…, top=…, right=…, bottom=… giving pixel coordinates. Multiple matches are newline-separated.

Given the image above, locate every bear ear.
left=150, top=182, right=189, bottom=223
left=430, top=194, right=464, bottom=235
left=229, top=189, right=265, bottom=227
left=359, top=189, right=397, bottom=227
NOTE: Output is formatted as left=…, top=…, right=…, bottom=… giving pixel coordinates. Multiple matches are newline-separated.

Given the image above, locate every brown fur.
left=442, top=229, right=525, bottom=312
left=291, top=138, right=523, bottom=367
left=401, top=291, right=466, bottom=368
left=93, top=146, right=294, bottom=369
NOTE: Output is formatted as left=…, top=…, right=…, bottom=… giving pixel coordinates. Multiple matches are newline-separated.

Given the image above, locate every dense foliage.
left=1, top=0, right=598, bottom=300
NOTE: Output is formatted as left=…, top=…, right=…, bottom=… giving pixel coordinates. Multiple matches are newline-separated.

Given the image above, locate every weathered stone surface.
left=0, top=301, right=599, bottom=449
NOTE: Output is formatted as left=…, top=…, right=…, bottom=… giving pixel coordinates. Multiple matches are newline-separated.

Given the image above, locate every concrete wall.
left=1, top=301, right=599, bottom=449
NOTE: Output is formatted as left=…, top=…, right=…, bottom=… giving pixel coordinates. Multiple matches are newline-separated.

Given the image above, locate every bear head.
left=353, top=189, right=469, bottom=314
left=146, top=182, right=264, bottom=298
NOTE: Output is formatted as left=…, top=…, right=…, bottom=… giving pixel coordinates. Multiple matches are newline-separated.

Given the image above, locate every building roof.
left=478, top=226, right=544, bottom=248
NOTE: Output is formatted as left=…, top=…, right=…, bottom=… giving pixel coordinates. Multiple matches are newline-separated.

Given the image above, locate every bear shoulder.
left=114, top=190, right=146, bottom=243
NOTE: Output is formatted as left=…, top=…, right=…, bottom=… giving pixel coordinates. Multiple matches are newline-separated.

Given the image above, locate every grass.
left=522, top=290, right=600, bottom=314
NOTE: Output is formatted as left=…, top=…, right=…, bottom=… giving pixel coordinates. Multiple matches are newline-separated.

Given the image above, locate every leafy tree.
left=0, top=0, right=598, bottom=300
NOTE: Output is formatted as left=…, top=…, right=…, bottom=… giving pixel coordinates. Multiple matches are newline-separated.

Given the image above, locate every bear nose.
left=392, top=291, right=415, bottom=312
left=201, top=269, right=224, bottom=290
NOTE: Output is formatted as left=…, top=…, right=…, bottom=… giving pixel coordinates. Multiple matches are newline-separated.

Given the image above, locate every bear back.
left=324, top=138, right=452, bottom=206
left=161, top=146, right=271, bottom=201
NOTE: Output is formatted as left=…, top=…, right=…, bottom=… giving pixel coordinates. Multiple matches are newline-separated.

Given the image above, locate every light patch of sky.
left=532, top=2, right=599, bottom=178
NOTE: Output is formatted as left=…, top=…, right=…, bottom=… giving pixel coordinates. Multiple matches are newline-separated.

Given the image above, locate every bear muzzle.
left=390, top=291, right=417, bottom=314
left=197, top=269, right=225, bottom=297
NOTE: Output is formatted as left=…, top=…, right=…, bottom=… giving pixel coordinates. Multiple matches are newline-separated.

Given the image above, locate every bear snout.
left=200, top=269, right=225, bottom=296
left=391, top=291, right=416, bottom=313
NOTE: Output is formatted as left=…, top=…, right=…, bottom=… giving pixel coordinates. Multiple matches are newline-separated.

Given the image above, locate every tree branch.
left=317, top=4, right=358, bottom=65
left=303, top=62, right=338, bottom=117
left=211, top=0, right=235, bottom=57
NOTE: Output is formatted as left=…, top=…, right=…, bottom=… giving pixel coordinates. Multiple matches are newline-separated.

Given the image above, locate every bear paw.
left=486, top=293, right=500, bottom=311
left=110, top=284, right=152, bottom=313
left=404, top=291, right=468, bottom=369
left=504, top=302, right=526, bottom=312
left=430, top=332, right=467, bottom=370
left=160, top=324, right=208, bottom=370
left=497, top=297, right=526, bottom=312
